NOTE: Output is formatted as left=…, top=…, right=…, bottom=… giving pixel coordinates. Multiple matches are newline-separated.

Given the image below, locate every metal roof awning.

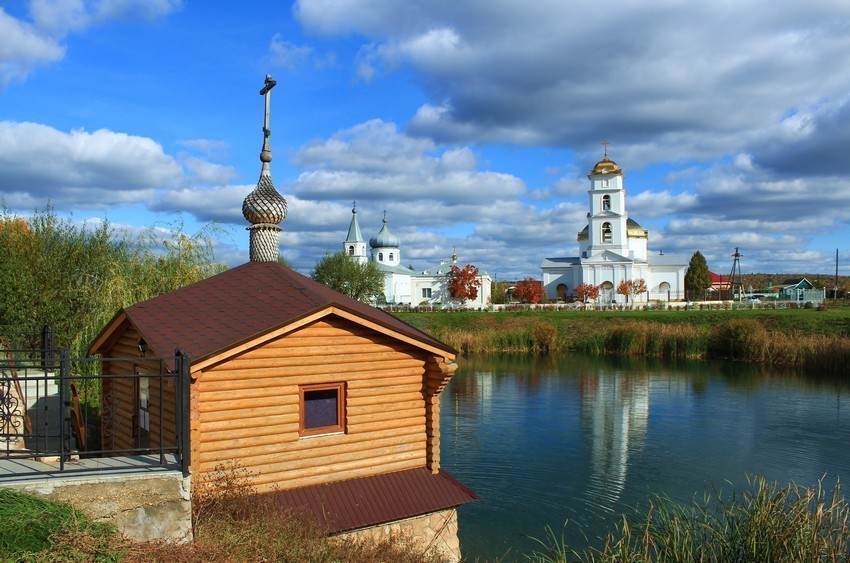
left=259, top=467, right=478, bottom=533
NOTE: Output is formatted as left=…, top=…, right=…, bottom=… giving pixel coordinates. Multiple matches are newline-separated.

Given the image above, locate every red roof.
left=91, top=261, right=455, bottom=368
left=261, top=467, right=478, bottom=533
left=709, top=271, right=730, bottom=283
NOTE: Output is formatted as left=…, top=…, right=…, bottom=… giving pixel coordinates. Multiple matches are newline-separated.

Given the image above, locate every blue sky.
left=2, top=0, right=849, bottom=280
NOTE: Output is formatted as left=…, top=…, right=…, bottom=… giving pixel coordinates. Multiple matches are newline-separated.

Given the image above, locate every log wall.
left=193, top=317, right=432, bottom=492
left=101, top=325, right=178, bottom=454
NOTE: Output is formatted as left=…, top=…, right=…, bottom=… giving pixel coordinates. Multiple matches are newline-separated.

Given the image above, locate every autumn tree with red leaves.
left=631, top=278, right=648, bottom=299
left=617, top=279, right=649, bottom=304
left=575, top=282, right=600, bottom=303
left=447, top=264, right=481, bottom=304
left=617, top=280, right=634, bottom=304
left=513, top=277, right=545, bottom=304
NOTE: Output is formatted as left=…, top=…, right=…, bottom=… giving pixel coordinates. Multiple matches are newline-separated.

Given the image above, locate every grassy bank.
left=6, top=476, right=846, bottom=562
left=393, top=307, right=850, bottom=373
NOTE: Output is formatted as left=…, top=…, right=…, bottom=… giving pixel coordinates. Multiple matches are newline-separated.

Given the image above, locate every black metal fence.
left=1, top=327, right=190, bottom=477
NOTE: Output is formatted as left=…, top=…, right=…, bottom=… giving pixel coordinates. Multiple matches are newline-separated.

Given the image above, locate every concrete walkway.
left=0, top=453, right=182, bottom=484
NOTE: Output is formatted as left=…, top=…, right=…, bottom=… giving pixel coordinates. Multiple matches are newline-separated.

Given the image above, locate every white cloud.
left=269, top=34, right=314, bottom=70
left=182, top=156, right=237, bottom=185
left=0, top=121, right=183, bottom=208
left=292, top=119, right=525, bottom=203
left=295, top=0, right=850, bottom=167
left=0, top=1, right=181, bottom=86
left=0, top=8, right=65, bottom=86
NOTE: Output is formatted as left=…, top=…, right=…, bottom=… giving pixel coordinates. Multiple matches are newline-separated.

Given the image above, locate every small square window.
left=422, top=288, right=432, bottom=298
left=300, top=382, right=345, bottom=437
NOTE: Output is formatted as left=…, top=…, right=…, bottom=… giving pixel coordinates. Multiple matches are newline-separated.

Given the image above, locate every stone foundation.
left=335, top=508, right=461, bottom=562
left=4, top=472, right=192, bottom=543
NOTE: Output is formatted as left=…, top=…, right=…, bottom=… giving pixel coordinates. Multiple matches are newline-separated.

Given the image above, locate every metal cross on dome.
left=602, top=140, right=609, bottom=158
left=260, top=74, right=277, bottom=139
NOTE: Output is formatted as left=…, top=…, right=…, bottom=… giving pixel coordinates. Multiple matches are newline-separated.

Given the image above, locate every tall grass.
left=0, top=208, right=226, bottom=367
left=0, top=488, right=120, bottom=560
left=527, top=476, right=850, bottom=562
left=395, top=310, right=850, bottom=374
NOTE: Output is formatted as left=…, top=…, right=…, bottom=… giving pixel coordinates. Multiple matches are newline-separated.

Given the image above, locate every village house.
left=344, top=206, right=492, bottom=308
left=88, top=76, right=476, bottom=559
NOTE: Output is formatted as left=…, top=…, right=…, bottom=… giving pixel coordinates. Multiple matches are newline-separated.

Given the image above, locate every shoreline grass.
left=526, top=476, right=849, bottom=562
left=393, top=308, right=850, bottom=374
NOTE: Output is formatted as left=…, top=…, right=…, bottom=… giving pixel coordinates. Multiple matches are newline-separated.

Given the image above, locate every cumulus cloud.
left=292, top=119, right=525, bottom=203
left=295, top=0, right=850, bottom=166
left=0, top=8, right=65, bottom=86
left=0, top=121, right=183, bottom=207
left=0, top=1, right=181, bottom=86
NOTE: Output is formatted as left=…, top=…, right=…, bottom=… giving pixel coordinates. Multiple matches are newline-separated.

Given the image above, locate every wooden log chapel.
left=88, top=75, right=476, bottom=559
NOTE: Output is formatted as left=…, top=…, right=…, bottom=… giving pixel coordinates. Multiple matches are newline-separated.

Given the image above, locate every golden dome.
left=589, top=157, right=622, bottom=176
left=577, top=219, right=647, bottom=241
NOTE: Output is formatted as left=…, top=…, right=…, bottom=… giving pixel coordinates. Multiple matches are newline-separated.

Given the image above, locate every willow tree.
left=0, top=208, right=225, bottom=361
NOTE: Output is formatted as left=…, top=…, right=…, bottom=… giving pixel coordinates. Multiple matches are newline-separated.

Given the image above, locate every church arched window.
left=602, top=195, right=611, bottom=210
left=602, top=222, right=613, bottom=243
left=389, top=252, right=394, bottom=261
left=348, top=245, right=354, bottom=256
left=378, top=252, right=384, bottom=261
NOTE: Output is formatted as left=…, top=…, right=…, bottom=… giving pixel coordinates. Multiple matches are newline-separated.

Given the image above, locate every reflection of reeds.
left=526, top=476, right=849, bottom=562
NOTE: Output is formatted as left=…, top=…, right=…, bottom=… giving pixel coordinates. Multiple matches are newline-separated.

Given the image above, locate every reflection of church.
left=580, top=371, right=649, bottom=509
left=542, top=151, right=686, bottom=303
left=343, top=206, right=492, bottom=308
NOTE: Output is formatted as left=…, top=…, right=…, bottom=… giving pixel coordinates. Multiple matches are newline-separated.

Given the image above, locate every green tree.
left=311, top=253, right=385, bottom=303
left=685, top=250, right=712, bottom=300
left=490, top=281, right=511, bottom=304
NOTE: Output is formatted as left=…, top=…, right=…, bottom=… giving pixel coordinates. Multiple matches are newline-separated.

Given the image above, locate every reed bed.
left=527, top=476, right=850, bottom=562
left=396, top=310, right=850, bottom=374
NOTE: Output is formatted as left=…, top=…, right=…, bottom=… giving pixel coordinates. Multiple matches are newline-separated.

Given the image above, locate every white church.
left=541, top=151, right=686, bottom=304
left=343, top=207, right=492, bottom=308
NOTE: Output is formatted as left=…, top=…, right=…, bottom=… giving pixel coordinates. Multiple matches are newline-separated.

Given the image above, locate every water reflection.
left=443, top=354, right=850, bottom=560
left=580, top=369, right=648, bottom=512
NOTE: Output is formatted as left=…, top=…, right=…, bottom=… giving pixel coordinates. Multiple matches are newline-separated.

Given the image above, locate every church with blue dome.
left=343, top=207, right=492, bottom=308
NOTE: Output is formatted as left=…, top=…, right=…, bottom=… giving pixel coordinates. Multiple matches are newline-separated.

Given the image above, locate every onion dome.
left=577, top=219, right=647, bottom=241
left=242, top=174, right=287, bottom=225
left=589, top=156, right=622, bottom=176
left=369, top=212, right=401, bottom=248
left=244, top=74, right=287, bottom=263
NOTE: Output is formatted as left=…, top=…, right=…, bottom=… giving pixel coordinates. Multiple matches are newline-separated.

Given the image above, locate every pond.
left=440, top=353, right=850, bottom=560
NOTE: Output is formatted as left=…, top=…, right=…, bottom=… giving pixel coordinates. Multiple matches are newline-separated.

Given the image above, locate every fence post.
left=41, top=324, right=57, bottom=373
left=176, top=350, right=191, bottom=477
left=59, top=348, right=71, bottom=471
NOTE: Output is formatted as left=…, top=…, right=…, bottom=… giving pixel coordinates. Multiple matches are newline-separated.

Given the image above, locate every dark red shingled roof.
left=93, top=261, right=454, bottom=369
left=262, top=467, right=478, bottom=533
